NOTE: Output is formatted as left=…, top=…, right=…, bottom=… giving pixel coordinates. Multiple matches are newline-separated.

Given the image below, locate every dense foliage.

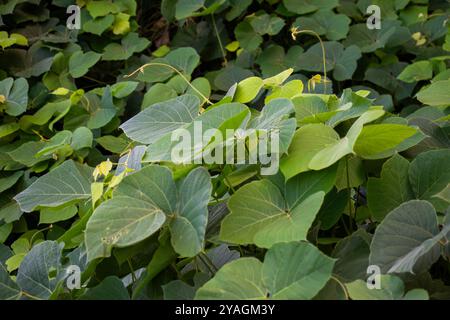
left=0, top=0, right=450, bottom=300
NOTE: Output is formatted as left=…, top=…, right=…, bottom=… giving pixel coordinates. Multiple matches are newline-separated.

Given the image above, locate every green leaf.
left=263, top=68, right=293, bottom=87
left=86, top=0, right=117, bottom=18
left=19, top=99, right=71, bottom=131
left=79, top=276, right=130, bottom=300
left=14, top=160, right=93, bottom=213
left=131, top=232, right=177, bottom=299
left=0, top=202, right=22, bottom=224
left=115, top=145, right=146, bottom=176
left=152, top=44, right=170, bottom=57
left=186, top=77, right=211, bottom=103
left=135, top=58, right=173, bottom=83
left=0, top=122, right=20, bottom=138
left=102, top=32, right=150, bottom=61
left=368, top=154, right=414, bottom=221
left=0, top=46, right=53, bottom=78
left=16, top=241, right=64, bottom=300
left=195, top=242, right=335, bottom=299
left=309, top=109, right=385, bottom=170
left=283, top=165, right=336, bottom=208
left=0, top=171, right=23, bottom=193
left=39, top=204, right=78, bottom=224
left=370, top=200, right=447, bottom=274
left=343, top=21, right=398, bottom=53
left=397, top=61, right=433, bottom=83
left=163, top=280, right=197, bottom=300
left=333, top=45, right=362, bottom=81
left=283, top=0, right=338, bottom=14
left=433, top=184, right=450, bottom=205
left=317, top=188, right=348, bottom=230
left=0, top=77, right=28, bottom=116
left=85, top=165, right=212, bottom=261
left=280, top=123, right=339, bottom=179
left=416, top=80, right=450, bottom=106
left=0, top=32, right=28, bottom=49
left=120, top=94, right=200, bottom=144
left=166, top=47, right=200, bottom=76
left=175, top=0, right=204, bottom=19
left=332, top=229, right=371, bottom=282
left=353, top=124, right=418, bottom=159
left=35, top=130, right=72, bottom=158
left=71, top=127, right=93, bottom=150
left=296, top=42, right=361, bottom=81
left=169, top=167, right=212, bottom=257
left=247, top=98, right=296, bottom=154
left=281, top=109, right=384, bottom=178
left=256, top=46, right=303, bottom=77
left=69, top=51, right=101, bottom=78
left=6, top=141, right=49, bottom=167
left=167, top=74, right=190, bottom=94
left=0, top=0, right=26, bottom=15
left=96, top=135, right=129, bottom=153
left=292, top=95, right=328, bottom=124
left=293, top=10, right=350, bottom=41
left=265, top=80, right=304, bottom=103
left=214, top=66, right=253, bottom=91
left=0, top=263, right=21, bottom=300
left=399, top=5, right=428, bottom=26
left=85, top=166, right=171, bottom=262
left=226, top=0, right=252, bottom=20
left=409, top=149, right=450, bottom=212
left=233, top=76, right=263, bottom=103
left=145, top=102, right=249, bottom=162
left=109, top=81, right=138, bottom=98
left=83, top=15, right=114, bottom=36
left=142, top=83, right=178, bottom=108
left=112, top=12, right=131, bottom=35
left=87, top=86, right=117, bottom=129
left=220, top=173, right=328, bottom=248
left=197, top=257, right=265, bottom=299
left=0, top=224, right=12, bottom=243
left=235, top=20, right=262, bottom=52
left=248, top=13, right=285, bottom=36
left=346, top=275, right=428, bottom=300
left=335, top=155, right=364, bottom=191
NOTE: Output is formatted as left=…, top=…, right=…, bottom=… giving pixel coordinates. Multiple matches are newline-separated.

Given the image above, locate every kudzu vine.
left=0, top=0, right=449, bottom=301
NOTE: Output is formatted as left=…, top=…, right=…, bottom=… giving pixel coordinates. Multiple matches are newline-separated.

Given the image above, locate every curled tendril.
left=290, top=27, right=329, bottom=93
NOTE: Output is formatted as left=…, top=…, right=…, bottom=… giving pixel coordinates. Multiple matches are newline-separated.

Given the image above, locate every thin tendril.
left=124, top=62, right=213, bottom=105
left=331, top=275, right=350, bottom=300
left=291, top=29, right=328, bottom=93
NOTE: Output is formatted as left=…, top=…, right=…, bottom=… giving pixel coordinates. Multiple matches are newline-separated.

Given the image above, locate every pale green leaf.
left=14, top=160, right=93, bottom=213
left=196, top=242, right=335, bottom=299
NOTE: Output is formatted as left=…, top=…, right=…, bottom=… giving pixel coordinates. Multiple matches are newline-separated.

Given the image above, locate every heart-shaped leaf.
left=0, top=77, right=28, bottom=116
left=220, top=167, right=335, bottom=248
left=85, top=166, right=211, bottom=261
left=370, top=200, right=450, bottom=274
left=195, top=241, right=335, bottom=299
left=14, top=160, right=93, bottom=213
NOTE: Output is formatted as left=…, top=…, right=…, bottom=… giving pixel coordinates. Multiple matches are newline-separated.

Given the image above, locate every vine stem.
left=211, top=13, right=227, bottom=66
left=291, top=28, right=328, bottom=93
left=345, top=155, right=354, bottom=231
left=127, top=258, right=137, bottom=284
left=29, top=225, right=53, bottom=247
left=124, top=62, right=213, bottom=106
left=198, top=252, right=218, bottom=274
left=221, top=164, right=236, bottom=194
left=331, top=275, right=350, bottom=300
left=21, top=291, right=43, bottom=300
